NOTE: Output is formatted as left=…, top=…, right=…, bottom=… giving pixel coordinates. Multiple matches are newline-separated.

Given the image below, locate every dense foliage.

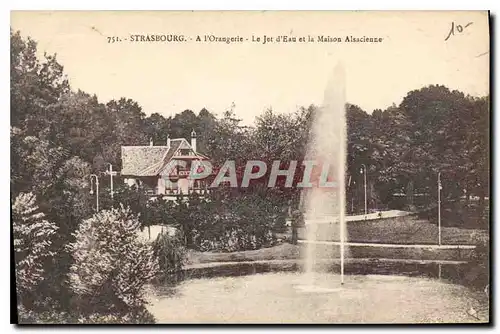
left=152, top=229, right=186, bottom=280
left=13, top=192, right=58, bottom=307
left=11, top=29, right=490, bottom=217
left=67, top=206, right=159, bottom=318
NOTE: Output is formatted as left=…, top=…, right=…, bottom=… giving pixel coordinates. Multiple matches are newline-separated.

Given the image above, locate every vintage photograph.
left=10, top=11, right=490, bottom=324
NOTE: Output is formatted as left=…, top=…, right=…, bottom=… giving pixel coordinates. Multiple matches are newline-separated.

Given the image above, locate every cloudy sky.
left=11, top=11, right=489, bottom=125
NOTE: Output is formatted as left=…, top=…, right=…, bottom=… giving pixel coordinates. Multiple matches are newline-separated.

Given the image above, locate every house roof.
left=121, top=138, right=208, bottom=176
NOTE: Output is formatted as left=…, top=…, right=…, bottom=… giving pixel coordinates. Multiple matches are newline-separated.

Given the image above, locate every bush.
left=152, top=230, right=186, bottom=279
left=467, top=233, right=489, bottom=289
left=17, top=305, right=155, bottom=324
left=72, top=307, right=156, bottom=324
left=188, top=191, right=279, bottom=252
left=17, top=305, right=71, bottom=324
left=67, top=206, right=159, bottom=317
left=144, top=190, right=283, bottom=253
left=12, top=192, right=58, bottom=306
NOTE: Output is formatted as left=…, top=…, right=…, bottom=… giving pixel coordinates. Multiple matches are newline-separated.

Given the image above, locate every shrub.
left=12, top=192, right=58, bottom=305
left=17, top=305, right=70, bottom=324
left=72, top=307, right=156, bottom=324
left=468, top=233, right=489, bottom=288
left=152, top=229, right=186, bottom=279
left=146, top=191, right=281, bottom=253
left=17, top=305, right=155, bottom=324
left=67, top=206, right=159, bottom=318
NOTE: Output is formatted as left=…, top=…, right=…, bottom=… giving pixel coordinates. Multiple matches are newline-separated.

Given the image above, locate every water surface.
left=148, top=272, right=487, bottom=323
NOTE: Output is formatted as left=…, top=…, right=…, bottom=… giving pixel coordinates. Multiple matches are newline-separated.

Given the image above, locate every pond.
left=147, top=269, right=488, bottom=323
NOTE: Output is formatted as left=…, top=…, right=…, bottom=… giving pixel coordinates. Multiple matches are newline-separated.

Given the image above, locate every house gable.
left=121, top=137, right=209, bottom=177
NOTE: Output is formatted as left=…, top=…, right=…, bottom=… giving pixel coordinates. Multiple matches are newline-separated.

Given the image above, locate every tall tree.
left=10, top=30, right=69, bottom=134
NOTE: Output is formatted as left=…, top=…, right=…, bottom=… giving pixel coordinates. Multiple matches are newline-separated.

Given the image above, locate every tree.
left=395, top=86, right=470, bottom=201
left=105, top=98, right=149, bottom=166
left=11, top=130, right=68, bottom=197
left=11, top=30, right=69, bottom=133
left=465, top=96, right=490, bottom=213
left=11, top=132, right=93, bottom=239
left=45, top=91, right=111, bottom=165
left=168, top=109, right=199, bottom=140
left=145, top=112, right=170, bottom=145
left=204, top=103, right=253, bottom=165
left=363, top=85, right=489, bottom=212
left=345, top=104, right=376, bottom=211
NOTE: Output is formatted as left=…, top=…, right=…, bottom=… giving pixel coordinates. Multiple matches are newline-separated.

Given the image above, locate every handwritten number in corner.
left=445, top=21, right=473, bottom=41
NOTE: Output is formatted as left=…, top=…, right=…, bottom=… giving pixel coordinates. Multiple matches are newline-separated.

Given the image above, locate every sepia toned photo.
left=10, top=10, right=490, bottom=324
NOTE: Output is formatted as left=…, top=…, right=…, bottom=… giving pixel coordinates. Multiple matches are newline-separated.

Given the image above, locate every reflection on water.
left=148, top=271, right=488, bottom=323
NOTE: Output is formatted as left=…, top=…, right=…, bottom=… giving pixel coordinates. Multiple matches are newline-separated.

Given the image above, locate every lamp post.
left=105, top=163, right=117, bottom=201
left=90, top=174, right=99, bottom=212
left=438, top=172, right=442, bottom=246
left=360, top=164, right=368, bottom=216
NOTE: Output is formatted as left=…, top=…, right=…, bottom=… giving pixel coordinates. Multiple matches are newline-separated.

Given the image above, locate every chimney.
left=167, top=134, right=171, bottom=149
left=150, top=137, right=153, bottom=146
left=191, top=130, right=197, bottom=152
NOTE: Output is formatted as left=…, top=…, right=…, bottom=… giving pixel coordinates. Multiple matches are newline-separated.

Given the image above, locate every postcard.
left=10, top=10, right=490, bottom=324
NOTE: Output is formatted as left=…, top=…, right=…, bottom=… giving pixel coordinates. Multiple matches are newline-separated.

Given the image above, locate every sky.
left=11, top=11, right=490, bottom=125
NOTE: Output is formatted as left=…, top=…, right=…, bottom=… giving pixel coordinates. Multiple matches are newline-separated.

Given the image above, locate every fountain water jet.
left=299, top=62, right=348, bottom=289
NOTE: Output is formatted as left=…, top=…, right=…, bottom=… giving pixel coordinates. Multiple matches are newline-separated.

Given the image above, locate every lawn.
left=186, top=243, right=300, bottom=265
left=186, top=215, right=488, bottom=266
left=295, top=214, right=488, bottom=245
